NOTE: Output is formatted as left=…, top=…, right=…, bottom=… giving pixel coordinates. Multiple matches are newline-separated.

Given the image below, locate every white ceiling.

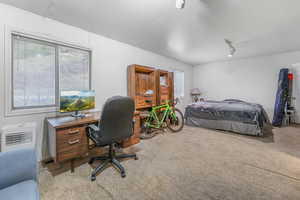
left=1, top=0, right=300, bottom=65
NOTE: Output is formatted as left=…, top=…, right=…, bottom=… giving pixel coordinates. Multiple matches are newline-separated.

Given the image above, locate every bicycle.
left=141, top=99, right=184, bottom=139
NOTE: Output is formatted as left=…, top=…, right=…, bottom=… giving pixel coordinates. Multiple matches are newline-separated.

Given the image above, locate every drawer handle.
left=68, top=139, right=80, bottom=145
left=68, top=130, right=80, bottom=135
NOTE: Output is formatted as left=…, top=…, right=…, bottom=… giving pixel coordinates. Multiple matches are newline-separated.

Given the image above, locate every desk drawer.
left=56, top=126, right=88, bottom=162
left=57, top=135, right=87, bottom=151
left=57, top=127, right=84, bottom=139
left=57, top=145, right=88, bottom=162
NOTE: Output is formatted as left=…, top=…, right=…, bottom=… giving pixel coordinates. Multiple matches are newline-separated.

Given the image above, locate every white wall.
left=0, top=3, right=193, bottom=160
left=193, top=51, right=300, bottom=120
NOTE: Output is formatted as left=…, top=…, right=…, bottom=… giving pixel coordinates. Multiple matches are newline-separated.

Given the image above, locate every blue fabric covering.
left=0, top=148, right=39, bottom=199
left=272, top=68, right=289, bottom=126
left=0, top=148, right=37, bottom=190
left=0, top=180, right=39, bottom=200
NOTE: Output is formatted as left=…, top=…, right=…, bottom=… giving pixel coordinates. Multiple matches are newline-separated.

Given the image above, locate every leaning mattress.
left=184, top=99, right=269, bottom=136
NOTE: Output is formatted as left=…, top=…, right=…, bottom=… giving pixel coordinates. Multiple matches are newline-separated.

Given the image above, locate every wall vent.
left=0, top=123, right=36, bottom=152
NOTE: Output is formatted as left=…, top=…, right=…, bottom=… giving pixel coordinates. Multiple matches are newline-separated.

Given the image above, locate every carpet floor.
left=40, top=125, right=300, bottom=200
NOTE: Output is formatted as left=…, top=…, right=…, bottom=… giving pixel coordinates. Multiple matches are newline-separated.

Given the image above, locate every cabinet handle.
left=68, top=130, right=80, bottom=135
left=68, top=139, right=80, bottom=145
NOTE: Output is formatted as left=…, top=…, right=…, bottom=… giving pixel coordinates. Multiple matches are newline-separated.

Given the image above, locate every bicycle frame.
left=144, top=102, right=177, bottom=129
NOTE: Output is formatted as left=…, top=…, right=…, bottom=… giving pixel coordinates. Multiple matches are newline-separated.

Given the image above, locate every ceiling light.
left=176, top=0, right=185, bottom=9
left=225, top=39, right=236, bottom=58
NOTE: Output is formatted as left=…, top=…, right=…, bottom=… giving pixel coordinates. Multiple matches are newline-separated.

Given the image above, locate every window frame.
left=5, top=26, right=92, bottom=116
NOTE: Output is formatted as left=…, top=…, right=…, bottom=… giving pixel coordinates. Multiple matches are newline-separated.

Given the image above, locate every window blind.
left=59, top=46, right=90, bottom=91
left=174, top=71, right=185, bottom=98
left=12, top=35, right=56, bottom=108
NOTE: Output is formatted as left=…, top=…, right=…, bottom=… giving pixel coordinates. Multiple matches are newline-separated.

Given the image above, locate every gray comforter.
left=185, top=99, right=269, bottom=136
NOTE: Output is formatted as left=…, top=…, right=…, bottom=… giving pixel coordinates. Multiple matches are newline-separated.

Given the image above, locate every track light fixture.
left=225, top=39, right=236, bottom=58
left=176, top=0, right=185, bottom=9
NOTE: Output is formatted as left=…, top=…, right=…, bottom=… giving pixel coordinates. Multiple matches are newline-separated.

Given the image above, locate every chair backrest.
left=98, top=96, right=135, bottom=145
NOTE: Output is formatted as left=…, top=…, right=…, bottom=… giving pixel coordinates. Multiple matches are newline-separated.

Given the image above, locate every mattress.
left=184, top=99, right=270, bottom=136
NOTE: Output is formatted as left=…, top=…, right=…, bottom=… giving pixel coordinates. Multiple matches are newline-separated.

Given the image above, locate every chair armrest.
left=86, top=124, right=102, bottom=145
left=0, top=148, right=37, bottom=190
left=87, top=124, right=99, bottom=132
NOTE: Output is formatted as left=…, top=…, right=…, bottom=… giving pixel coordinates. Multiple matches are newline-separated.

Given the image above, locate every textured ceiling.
left=1, top=0, right=300, bottom=65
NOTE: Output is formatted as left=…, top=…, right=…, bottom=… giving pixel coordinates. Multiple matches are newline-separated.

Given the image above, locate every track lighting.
left=225, top=39, right=236, bottom=58
left=176, top=0, right=185, bottom=9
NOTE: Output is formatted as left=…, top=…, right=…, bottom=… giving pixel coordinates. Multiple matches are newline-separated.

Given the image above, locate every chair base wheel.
left=88, top=144, right=137, bottom=181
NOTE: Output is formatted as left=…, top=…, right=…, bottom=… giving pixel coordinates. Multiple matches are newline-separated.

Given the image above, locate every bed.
left=184, top=99, right=270, bottom=136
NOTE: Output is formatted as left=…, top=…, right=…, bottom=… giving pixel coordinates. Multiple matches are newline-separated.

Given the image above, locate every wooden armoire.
left=156, top=69, right=174, bottom=106
left=127, top=64, right=174, bottom=109
left=127, top=65, right=157, bottom=109
left=123, top=64, right=174, bottom=147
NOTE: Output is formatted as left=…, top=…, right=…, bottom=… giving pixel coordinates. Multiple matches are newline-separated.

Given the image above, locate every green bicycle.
left=141, top=99, right=184, bottom=139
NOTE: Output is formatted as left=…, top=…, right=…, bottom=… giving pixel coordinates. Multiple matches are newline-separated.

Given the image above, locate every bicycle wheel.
left=140, top=128, right=159, bottom=139
left=140, top=115, right=158, bottom=139
left=167, top=108, right=184, bottom=132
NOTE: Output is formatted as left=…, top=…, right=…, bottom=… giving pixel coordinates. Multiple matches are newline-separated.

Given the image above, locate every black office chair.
left=87, top=96, right=138, bottom=181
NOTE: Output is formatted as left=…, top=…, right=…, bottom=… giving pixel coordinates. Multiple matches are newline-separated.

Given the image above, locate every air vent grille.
left=5, top=132, right=32, bottom=146
left=1, top=123, right=36, bottom=152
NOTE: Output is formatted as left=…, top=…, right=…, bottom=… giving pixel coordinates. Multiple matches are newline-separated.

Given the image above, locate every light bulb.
left=176, top=0, right=185, bottom=9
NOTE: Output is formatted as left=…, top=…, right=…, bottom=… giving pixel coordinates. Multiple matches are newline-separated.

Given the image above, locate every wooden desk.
left=47, top=113, right=100, bottom=172
left=46, top=112, right=140, bottom=172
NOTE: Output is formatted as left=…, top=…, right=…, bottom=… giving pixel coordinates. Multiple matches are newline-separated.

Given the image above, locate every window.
left=12, top=36, right=56, bottom=108
left=12, top=34, right=91, bottom=110
left=59, top=46, right=90, bottom=91
left=174, top=71, right=184, bottom=99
